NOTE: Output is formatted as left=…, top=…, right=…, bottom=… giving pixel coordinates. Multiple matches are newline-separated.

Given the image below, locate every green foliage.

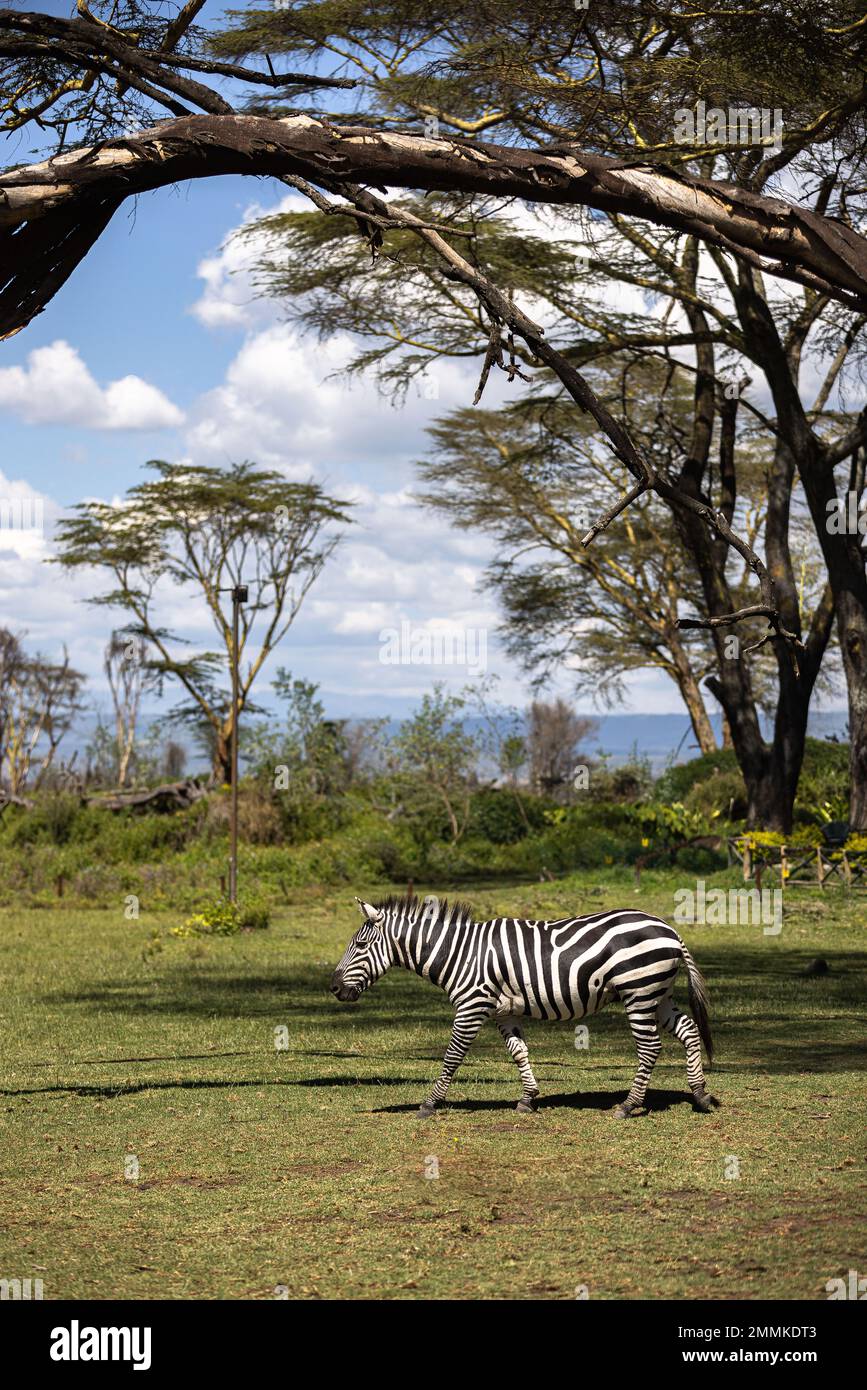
left=654, top=748, right=741, bottom=804
left=588, top=750, right=654, bottom=804
left=173, top=895, right=271, bottom=938
left=467, top=788, right=538, bottom=844
left=792, top=739, right=851, bottom=826
left=0, top=729, right=856, bottom=908
left=244, top=670, right=355, bottom=843
left=682, top=769, right=747, bottom=822
left=654, top=738, right=851, bottom=827
left=627, top=800, right=717, bottom=844
left=8, top=790, right=82, bottom=846
left=387, top=685, right=479, bottom=848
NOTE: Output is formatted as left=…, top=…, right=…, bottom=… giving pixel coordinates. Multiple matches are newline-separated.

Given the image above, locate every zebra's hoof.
left=693, top=1091, right=719, bottom=1113
left=416, top=1103, right=437, bottom=1119
left=613, top=1102, right=635, bottom=1120
left=516, top=1097, right=537, bottom=1114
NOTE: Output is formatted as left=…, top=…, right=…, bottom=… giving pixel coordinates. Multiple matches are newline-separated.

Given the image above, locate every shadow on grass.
left=369, top=1088, right=698, bottom=1115
left=1, top=1075, right=422, bottom=1100
left=2, top=1076, right=698, bottom=1114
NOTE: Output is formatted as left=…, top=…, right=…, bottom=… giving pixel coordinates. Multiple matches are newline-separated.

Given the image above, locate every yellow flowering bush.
left=172, top=895, right=270, bottom=938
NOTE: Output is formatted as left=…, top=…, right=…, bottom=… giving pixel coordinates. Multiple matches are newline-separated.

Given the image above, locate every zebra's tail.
left=680, top=941, right=714, bottom=1065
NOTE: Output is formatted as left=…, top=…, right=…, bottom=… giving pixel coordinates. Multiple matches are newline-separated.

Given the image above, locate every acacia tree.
left=54, top=461, right=350, bottom=782
left=3, top=2, right=867, bottom=822
left=219, top=8, right=861, bottom=828
left=418, top=374, right=734, bottom=757
left=255, top=200, right=843, bottom=825
left=1, top=3, right=866, bottom=325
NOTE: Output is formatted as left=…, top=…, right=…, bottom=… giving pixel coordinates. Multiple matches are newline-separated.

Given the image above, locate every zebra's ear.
left=355, top=896, right=382, bottom=924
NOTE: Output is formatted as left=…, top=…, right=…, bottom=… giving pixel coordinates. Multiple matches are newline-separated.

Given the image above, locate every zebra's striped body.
left=331, top=895, right=717, bottom=1118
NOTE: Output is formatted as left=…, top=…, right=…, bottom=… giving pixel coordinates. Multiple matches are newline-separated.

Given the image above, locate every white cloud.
left=183, top=322, right=478, bottom=479
left=0, top=469, right=105, bottom=678
left=189, top=192, right=307, bottom=330
left=0, top=340, right=184, bottom=430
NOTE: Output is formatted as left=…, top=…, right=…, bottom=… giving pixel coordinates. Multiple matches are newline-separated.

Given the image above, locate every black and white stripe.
left=331, top=894, right=716, bottom=1118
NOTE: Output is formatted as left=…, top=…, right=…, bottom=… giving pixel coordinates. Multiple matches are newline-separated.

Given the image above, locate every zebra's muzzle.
left=330, top=970, right=360, bottom=1003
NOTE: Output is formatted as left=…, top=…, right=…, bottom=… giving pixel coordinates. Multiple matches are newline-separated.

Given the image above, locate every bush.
left=5, top=792, right=83, bottom=847
left=654, top=748, right=741, bottom=804
left=589, top=751, right=654, bottom=803
left=655, top=737, right=850, bottom=828
left=468, top=788, right=536, bottom=844
left=173, top=894, right=271, bottom=937
left=683, top=770, right=747, bottom=821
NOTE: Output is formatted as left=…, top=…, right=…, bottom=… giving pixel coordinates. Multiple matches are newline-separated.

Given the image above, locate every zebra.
left=330, top=894, right=717, bottom=1118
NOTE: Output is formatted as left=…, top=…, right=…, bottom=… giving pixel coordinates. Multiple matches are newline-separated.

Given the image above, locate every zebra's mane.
left=374, top=893, right=477, bottom=931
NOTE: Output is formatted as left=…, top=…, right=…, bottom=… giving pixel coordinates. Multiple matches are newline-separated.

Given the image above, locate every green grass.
left=1, top=871, right=865, bottom=1300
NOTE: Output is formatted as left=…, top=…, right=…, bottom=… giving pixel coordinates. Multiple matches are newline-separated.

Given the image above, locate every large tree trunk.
left=732, top=269, right=866, bottom=829
left=799, top=463, right=867, bottom=830
left=672, top=274, right=831, bottom=832
left=840, top=592, right=867, bottom=829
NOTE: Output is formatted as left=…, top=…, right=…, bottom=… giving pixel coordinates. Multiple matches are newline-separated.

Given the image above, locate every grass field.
left=1, top=871, right=865, bottom=1300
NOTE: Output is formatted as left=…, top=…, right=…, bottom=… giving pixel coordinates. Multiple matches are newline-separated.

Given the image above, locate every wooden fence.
left=727, top=838, right=867, bottom=889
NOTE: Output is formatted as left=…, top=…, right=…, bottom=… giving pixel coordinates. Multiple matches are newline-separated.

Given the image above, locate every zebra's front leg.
left=416, top=1007, right=489, bottom=1118
left=497, top=1021, right=540, bottom=1113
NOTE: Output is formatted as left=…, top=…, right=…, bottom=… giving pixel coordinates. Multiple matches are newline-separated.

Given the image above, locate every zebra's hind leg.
left=614, top=999, right=662, bottom=1118
left=497, top=1021, right=540, bottom=1113
left=657, top=997, right=718, bottom=1113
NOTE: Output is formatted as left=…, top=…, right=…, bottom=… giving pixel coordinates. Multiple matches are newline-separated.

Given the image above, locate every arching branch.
left=2, top=113, right=867, bottom=343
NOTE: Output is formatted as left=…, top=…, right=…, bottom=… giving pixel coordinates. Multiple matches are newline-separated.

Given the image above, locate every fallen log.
left=85, top=776, right=212, bottom=813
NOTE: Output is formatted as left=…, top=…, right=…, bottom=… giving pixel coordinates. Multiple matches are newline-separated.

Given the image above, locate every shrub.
left=589, top=751, right=654, bottom=803
left=654, top=748, right=741, bottom=804
left=468, top=788, right=536, bottom=844
left=683, top=770, right=747, bottom=821
left=6, top=792, right=84, bottom=847
left=173, top=894, right=271, bottom=937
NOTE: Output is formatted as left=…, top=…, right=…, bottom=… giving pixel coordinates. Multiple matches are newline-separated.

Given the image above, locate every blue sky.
left=0, top=2, right=848, bottom=736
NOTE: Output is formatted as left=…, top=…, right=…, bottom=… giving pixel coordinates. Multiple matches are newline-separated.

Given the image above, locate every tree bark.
left=214, top=727, right=232, bottom=786
left=671, top=261, right=833, bottom=832
left=667, top=632, right=719, bottom=755
left=3, top=113, right=867, bottom=341
left=731, top=268, right=866, bottom=829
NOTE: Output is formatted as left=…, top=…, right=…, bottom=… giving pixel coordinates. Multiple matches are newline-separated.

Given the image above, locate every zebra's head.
left=330, top=898, right=391, bottom=1002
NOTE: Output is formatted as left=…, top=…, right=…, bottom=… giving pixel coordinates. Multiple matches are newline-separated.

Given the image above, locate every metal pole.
left=229, top=584, right=247, bottom=903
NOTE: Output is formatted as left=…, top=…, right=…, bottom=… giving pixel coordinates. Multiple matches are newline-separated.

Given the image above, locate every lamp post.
left=229, top=583, right=247, bottom=903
